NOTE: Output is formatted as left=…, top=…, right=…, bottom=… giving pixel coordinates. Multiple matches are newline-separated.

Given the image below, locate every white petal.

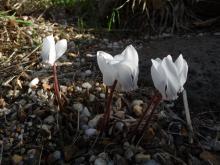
left=55, top=39, right=67, bottom=61
left=151, top=59, right=167, bottom=99
left=123, top=45, right=139, bottom=67
left=161, top=55, right=181, bottom=100
left=97, top=51, right=116, bottom=86
left=115, top=62, right=137, bottom=91
left=175, top=54, right=188, bottom=89
left=41, top=35, right=56, bottom=65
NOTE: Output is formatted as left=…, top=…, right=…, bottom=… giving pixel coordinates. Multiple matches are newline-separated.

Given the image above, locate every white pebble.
left=73, top=103, right=84, bottom=112
left=85, top=128, right=97, bottom=137
left=82, top=82, right=92, bottom=89
left=88, top=115, right=102, bottom=128
left=89, top=94, right=96, bottom=102
left=94, top=158, right=107, bottom=165
left=75, top=86, right=82, bottom=92
left=29, top=77, right=39, bottom=88
left=115, top=122, right=124, bottom=131
left=85, top=70, right=92, bottom=76
left=81, top=107, right=91, bottom=117
left=99, top=93, right=105, bottom=99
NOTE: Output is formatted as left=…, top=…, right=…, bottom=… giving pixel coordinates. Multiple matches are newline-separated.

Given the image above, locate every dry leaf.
left=200, top=151, right=220, bottom=165
left=42, top=82, right=51, bottom=91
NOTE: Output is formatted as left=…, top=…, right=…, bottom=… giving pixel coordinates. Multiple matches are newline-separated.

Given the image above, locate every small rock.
left=53, top=150, right=61, bottom=161
left=60, top=85, right=68, bottom=93
left=131, top=100, right=144, bottom=107
left=75, top=157, right=85, bottom=163
left=82, top=82, right=92, bottom=89
left=29, top=77, right=39, bottom=88
left=88, top=115, right=102, bottom=128
left=73, top=103, right=84, bottom=112
left=44, top=115, right=55, bottom=124
left=12, top=154, right=23, bottom=164
left=100, top=93, right=105, bottom=99
left=89, top=94, right=96, bottom=102
left=75, top=86, right=82, bottom=92
left=124, top=148, right=134, bottom=159
left=96, top=87, right=102, bottom=92
left=114, top=111, right=125, bottom=119
left=85, top=70, right=92, bottom=76
left=85, top=128, right=97, bottom=137
left=89, top=155, right=96, bottom=162
left=115, top=122, right=124, bottom=131
left=133, top=104, right=143, bottom=117
left=135, top=153, right=151, bottom=163
left=81, top=107, right=91, bottom=117
left=94, top=158, right=107, bottom=165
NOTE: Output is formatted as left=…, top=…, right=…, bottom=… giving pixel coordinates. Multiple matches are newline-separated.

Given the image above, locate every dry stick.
left=101, top=80, right=118, bottom=132
left=38, top=145, right=43, bottom=165
left=182, top=89, right=194, bottom=143
left=0, top=141, right=3, bottom=165
left=136, top=94, right=162, bottom=146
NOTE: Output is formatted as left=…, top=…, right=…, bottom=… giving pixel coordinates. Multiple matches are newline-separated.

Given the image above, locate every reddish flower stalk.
left=133, top=92, right=162, bottom=139
left=101, top=80, right=118, bottom=132
left=53, top=64, right=63, bottom=110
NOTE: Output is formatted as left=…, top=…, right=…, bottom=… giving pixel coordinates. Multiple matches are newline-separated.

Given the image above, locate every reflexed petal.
left=161, top=55, right=181, bottom=100
left=175, top=54, right=188, bottom=89
left=123, top=45, right=139, bottom=67
left=151, top=59, right=167, bottom=99
left=115, top=62, right=136, bottom=91
left=41, top=35, right=56, bottom=65
left=97, top=51, right=116, bottom=86
left=55, top=39, right=67, bottom=61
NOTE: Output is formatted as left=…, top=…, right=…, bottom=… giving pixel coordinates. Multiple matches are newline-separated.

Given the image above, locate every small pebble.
left=135, top=153, right=151, bottom=163
left=88, top=115, right=102, bottom=128
left=44, top=115, right=55, bottom=124
left=124, top=148, right=134, bottom=159
left=99, top=93, right=105, bottom=99
left=94, top=158, right=107, bottom=165
left=115, top=122, right=124, bottom=131
left=81, top=107, right=91, bottom=117
left=29, top=77, right=39, bottom=88
left=133, top=104, right=143, bottom=117
left=82, top=82, right=92, bottom=89
left=75, top=86, right=82, bottom=92
left=89, top=94, right=96, bottom=102
left=85, top=128, right=97, bottom=137
left=12, top=154, right=23, bottom=164
left=73, top=103, right=83, bottom=112
left=96, top=87, right=102, bottom=92
left=53, top=150, right=61, bottom=160
left=89, top=155, right=96, bottom=162
left=85, top=70, right=92, bottom=76
left=131, top=99, right=144, bottom=107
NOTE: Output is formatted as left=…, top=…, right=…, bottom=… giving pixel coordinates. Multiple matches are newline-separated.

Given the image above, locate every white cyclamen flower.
left=97, top=45, right=139, bottom=92
left=151, top=54, right=188, bottom=100
left=41, top=35, right=67, bottom=65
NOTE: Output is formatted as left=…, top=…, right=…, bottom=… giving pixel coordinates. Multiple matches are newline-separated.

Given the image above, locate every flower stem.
left=182, top=89, right=194, bottom=143
left=134, top=92, right=162, bottom=144
left=101, top=80, right=117, bottom=132
left=53, top=64, right=62, bottom=110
